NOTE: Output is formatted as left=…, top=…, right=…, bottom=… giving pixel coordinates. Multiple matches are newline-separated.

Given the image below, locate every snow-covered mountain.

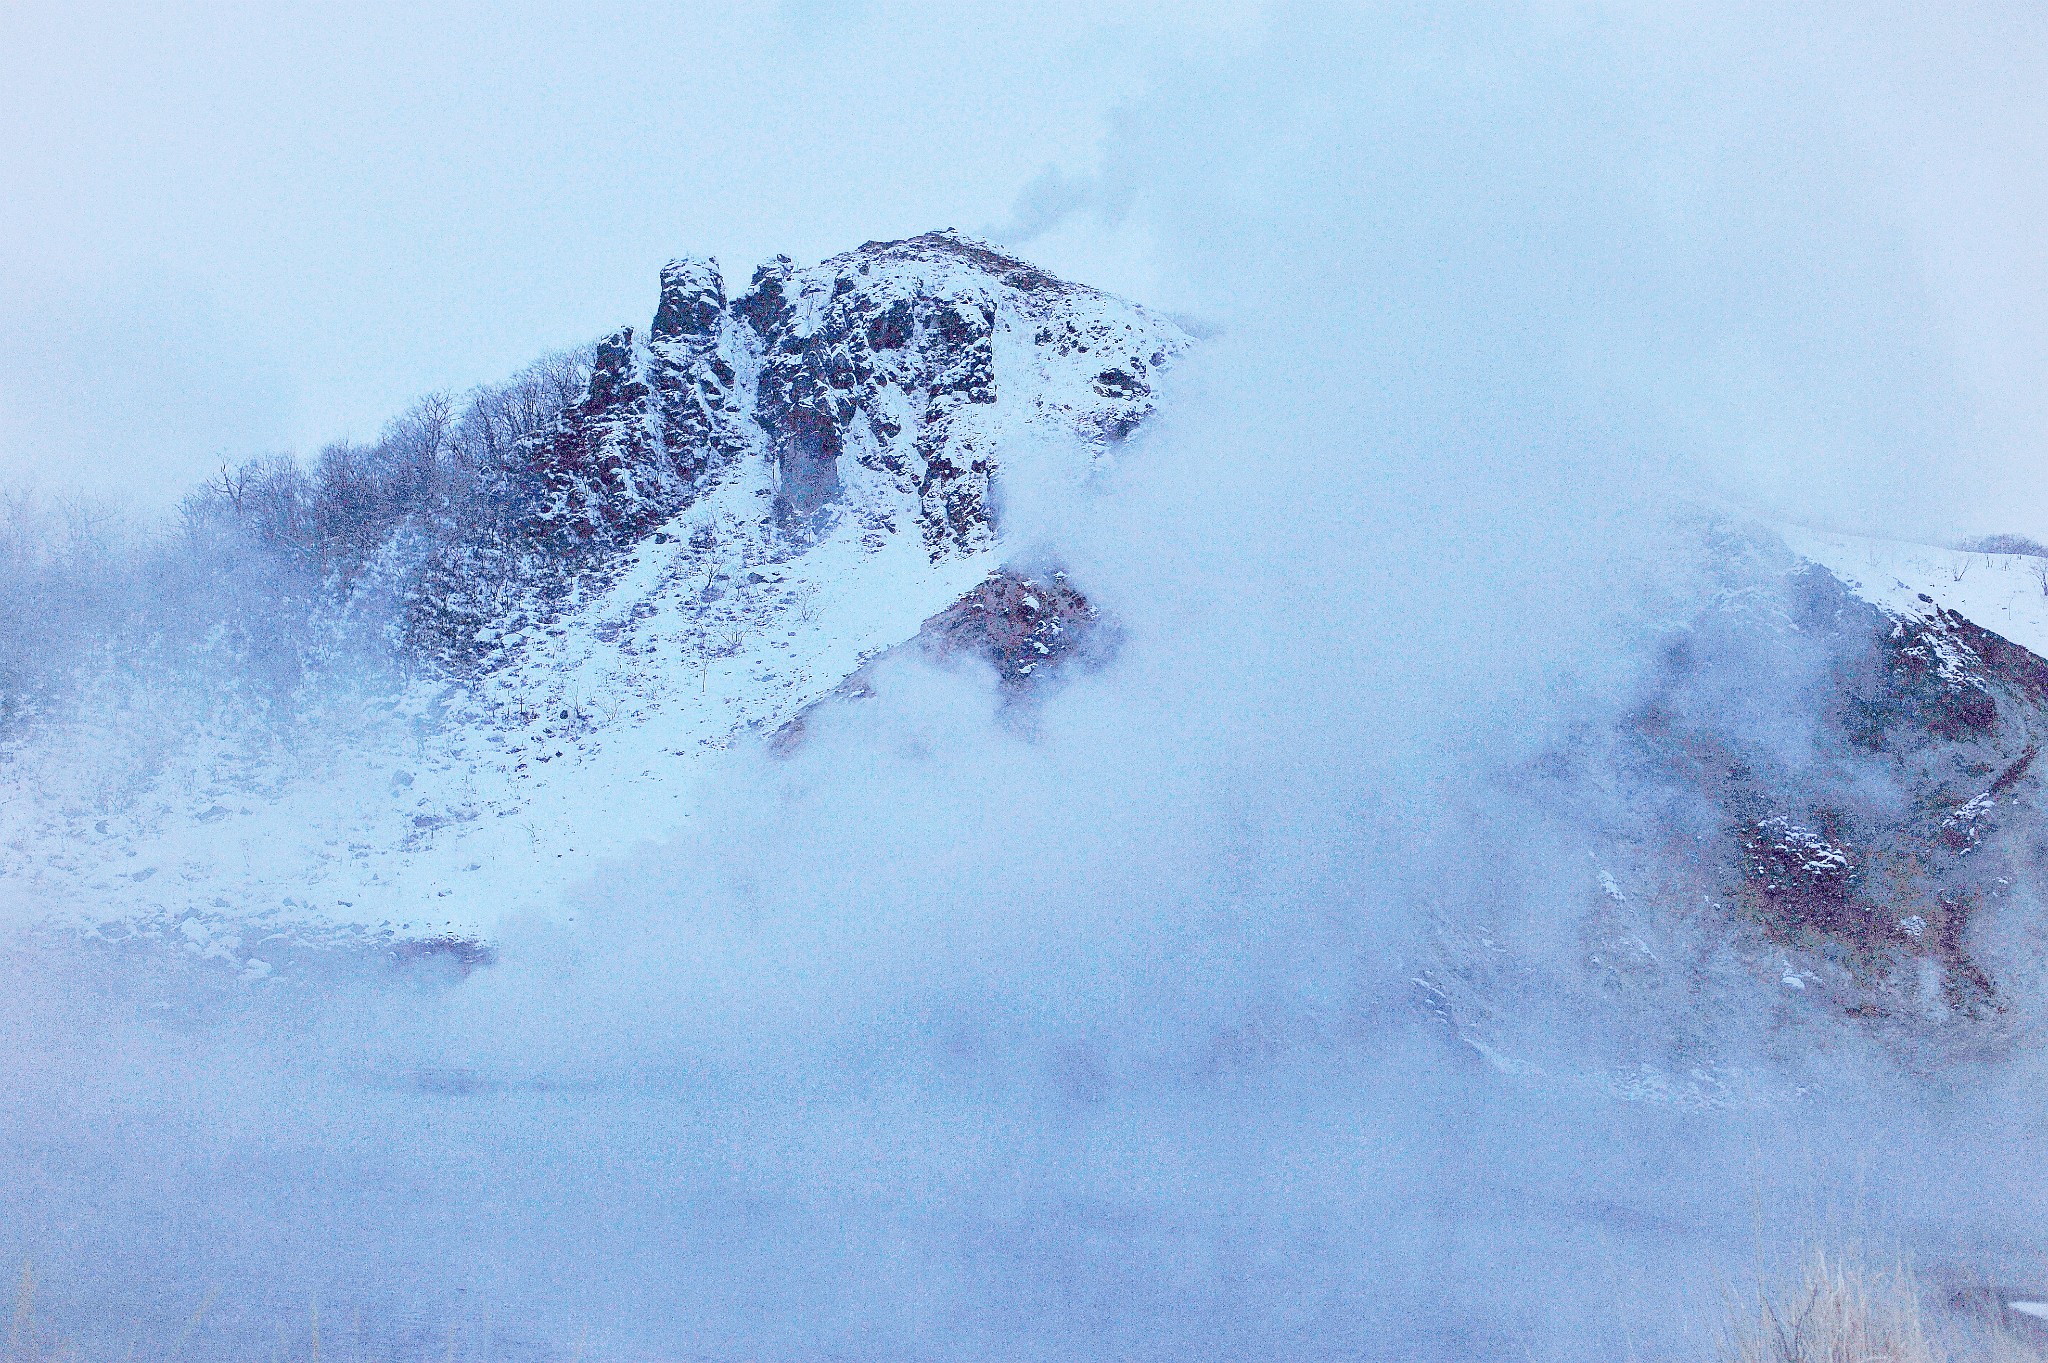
left=14, top=223, right=2048, bottom=1066
left=0, top=231, right=1187, bottom=958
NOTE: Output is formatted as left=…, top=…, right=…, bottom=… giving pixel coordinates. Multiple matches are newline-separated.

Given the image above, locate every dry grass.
left=6, top=1247, right=2045, bottom=1362
left=6, top=1261, right=52, bottom=1363
left=1720, top=1252, right=1943, bottom=1363
left=1719, top=1251, right=2047, bottom=1363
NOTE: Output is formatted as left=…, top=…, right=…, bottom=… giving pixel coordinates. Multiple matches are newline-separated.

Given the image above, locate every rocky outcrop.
left=769, top=567, right=1109, bottom=754
left=647, top=257, right=748, bottom=487
left=524, top=327, right=667, bottom=550
left=742, top=239, right=1010, bottom=544
left=914, top=569, right=1106, bottom=688
left=519, top=259, right=748, bottom=555
left=516, top=230, right=1187, bottom=560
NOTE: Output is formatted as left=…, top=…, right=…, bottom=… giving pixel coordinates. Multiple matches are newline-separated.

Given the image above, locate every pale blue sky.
left=0, top=1, right=1250, bottom=508
left=3, top=0, right=2047, bottom=537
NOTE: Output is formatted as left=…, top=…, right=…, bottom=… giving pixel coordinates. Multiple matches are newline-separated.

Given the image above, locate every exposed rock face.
left=647, top=256, right=748, bottom=487
left=525, top=327, right=666, bottom=549
left=915, top=569, right=1106, bottom=688
left=1523, top=540, right=2048, bottom=1040
left=516, top=229, right=1187, bottom=560
left=1423, top=531, right=2048, bottom=1086
left=769, top=567, right=1109, bottom=754
left=1650, top=563, right=2048, bottom=1021
left=389, top=230, right=1188, bottom=675
left=1737, top=815, right=1859, bottom=934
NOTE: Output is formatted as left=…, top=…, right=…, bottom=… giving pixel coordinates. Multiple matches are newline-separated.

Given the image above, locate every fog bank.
left=6, top=4, right=2048, bottom=1360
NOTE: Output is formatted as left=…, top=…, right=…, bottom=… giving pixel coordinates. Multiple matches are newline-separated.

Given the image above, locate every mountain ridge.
left=402, top=228, right=1188, bottom=669
left=10, top=233, right=2048, bottom=1081
left=0, top=231, right=1190, bottom=951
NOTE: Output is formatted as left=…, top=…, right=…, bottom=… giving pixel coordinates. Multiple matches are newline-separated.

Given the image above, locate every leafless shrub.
left=1955, top=534, right=2048, bottom=559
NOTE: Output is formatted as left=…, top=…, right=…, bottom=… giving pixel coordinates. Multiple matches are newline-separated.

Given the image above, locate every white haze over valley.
left=6, top=4, right=2048, bottom=1360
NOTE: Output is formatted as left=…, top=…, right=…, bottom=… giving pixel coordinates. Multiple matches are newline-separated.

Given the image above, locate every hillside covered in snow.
left=0, top=231, right=1188, bottom=957
left=14, top=227, right=2048, bottom=1087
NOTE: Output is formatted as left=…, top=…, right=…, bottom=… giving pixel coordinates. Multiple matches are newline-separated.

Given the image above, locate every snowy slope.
left=1780, top=526, right=2048, bottom=660
left=0, top=232, right=1189, bottom=958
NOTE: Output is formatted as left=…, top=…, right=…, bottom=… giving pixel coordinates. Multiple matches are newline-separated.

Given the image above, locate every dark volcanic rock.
left=736, top=239, right=1002, bottom=546
left=1607, top=544, right=2048, bottom=1024
left=651, top=256, right=726, bottom=340
left=916, top=569, right=1105, bottom=688
left=769, top=568, right=1111, bottom=754
left=1739, top=815, right=1858, bottom=924
left=524, top=326, right=669, bottom=551
left=647, top=256, right=747, bottom=487
left=516, top=229, right=1185, bottom=561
